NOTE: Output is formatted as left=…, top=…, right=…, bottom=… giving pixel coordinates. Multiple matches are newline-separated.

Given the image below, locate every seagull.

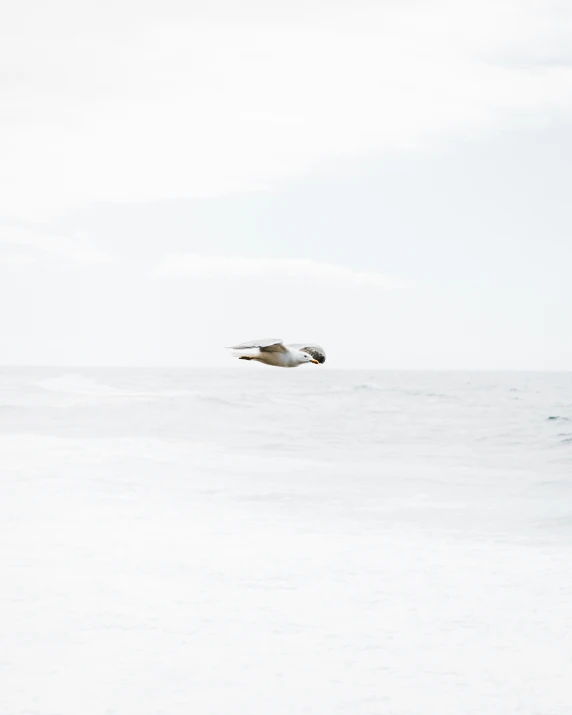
left=227, top=338, right=326, bottom=368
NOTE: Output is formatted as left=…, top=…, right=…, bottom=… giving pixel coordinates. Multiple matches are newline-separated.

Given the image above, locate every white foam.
left=0, top=368, right=571, bottom=715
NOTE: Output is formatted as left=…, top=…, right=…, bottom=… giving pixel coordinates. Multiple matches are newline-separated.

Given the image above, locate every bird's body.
left=227, top=338, right=326, bottom=368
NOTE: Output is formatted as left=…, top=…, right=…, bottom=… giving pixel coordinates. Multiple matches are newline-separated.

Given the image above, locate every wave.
left=353, top=383, right=383, bottom=392
left=36, top=374, right=125, bottom=396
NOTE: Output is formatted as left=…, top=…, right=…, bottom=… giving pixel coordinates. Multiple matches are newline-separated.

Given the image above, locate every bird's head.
left=301, top=352, right=320, bottom=364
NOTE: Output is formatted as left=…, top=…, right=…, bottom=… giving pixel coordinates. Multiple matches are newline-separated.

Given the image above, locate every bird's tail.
left=227, top=347, right=259, bottom=360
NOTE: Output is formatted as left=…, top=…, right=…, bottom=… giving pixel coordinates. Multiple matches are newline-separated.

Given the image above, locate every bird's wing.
left=227, top=338, right=288, bottom=353
left=288, top=344, right=326, bottom=363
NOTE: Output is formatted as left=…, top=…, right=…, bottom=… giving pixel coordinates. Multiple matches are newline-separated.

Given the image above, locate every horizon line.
left=0, top=365, right=570, bottom=374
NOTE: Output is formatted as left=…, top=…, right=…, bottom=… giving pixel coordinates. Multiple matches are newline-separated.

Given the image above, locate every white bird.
left=227, top=338, right=326, bottom=368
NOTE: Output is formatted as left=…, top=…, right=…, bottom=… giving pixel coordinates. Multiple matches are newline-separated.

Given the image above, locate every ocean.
left=1, top=367, right=571, bottom=714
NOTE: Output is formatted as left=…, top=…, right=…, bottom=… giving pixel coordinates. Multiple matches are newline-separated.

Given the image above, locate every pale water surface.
left=1, top=368, right=571, bottom=714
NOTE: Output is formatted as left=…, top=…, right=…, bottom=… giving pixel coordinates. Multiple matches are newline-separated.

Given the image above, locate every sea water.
left=1, top=367, right=571, bottom=714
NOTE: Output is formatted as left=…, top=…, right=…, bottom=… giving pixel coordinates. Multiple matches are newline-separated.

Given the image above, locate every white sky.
left=1, top=0, right=571, bottom=368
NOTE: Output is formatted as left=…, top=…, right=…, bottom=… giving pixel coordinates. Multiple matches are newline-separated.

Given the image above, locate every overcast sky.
left=1, top=0, right=571, bottom=368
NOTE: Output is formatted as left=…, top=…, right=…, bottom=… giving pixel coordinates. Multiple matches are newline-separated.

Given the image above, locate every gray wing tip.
left=298, top=345, right=326, bottom=364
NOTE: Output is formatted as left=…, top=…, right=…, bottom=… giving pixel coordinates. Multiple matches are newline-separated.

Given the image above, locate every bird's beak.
left=310, top=359, right=319, bottom=364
